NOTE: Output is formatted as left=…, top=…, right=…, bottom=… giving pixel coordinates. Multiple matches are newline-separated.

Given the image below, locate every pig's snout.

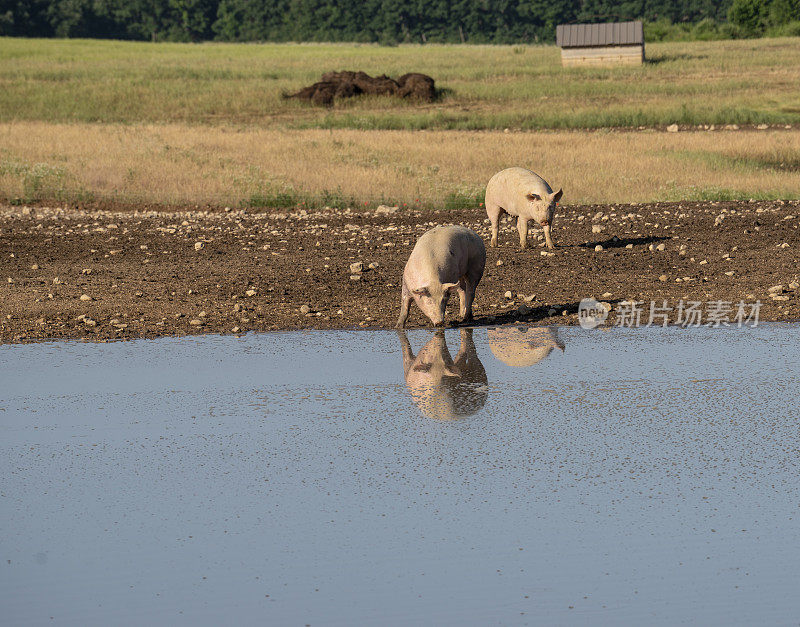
left=428, top=295, right=449, bottom=327
left=430, top=307, right=446, bottom=327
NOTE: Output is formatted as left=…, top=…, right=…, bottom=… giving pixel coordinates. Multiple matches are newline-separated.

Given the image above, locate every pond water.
left=2, top=325, right=799, bottom=625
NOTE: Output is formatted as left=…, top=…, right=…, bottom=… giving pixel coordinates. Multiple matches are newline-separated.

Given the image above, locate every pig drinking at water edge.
left=397, top=225, right=486, bottom=328
left=485, top=167, right=563, bottom=249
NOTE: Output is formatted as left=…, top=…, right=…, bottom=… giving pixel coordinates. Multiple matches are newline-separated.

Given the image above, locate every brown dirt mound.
left=285, top=70, right=436, bottom=106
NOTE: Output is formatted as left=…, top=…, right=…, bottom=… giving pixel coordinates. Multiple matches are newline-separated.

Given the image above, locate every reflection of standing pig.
left=397, top=225, right=486, bottom=328
left=485, top=167, right=563, bottom=249
left=397, top=329, right=488, bottom=420
left=487, top=325, right=565, bottom=367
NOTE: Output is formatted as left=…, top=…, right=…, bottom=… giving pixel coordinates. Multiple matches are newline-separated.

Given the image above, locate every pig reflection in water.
left=397, top=329, right=488, bottom=421
left=487, top=325, right=565, bottom=367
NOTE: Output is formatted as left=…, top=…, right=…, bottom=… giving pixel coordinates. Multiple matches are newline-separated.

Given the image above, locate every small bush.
left=443, top=191, right=482, bottom=210
left=247, top=189, right=300, bottom=208
left=0, top=160, right=76, bottom=202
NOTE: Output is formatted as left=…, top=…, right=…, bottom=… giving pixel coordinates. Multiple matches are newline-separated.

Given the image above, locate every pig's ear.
left=442, top=282, right=460, bottom=292
left=526, top=193, right=541, bottom=202
left=413, top=286, right=430, bottom=296
left=552, top=188, right=563, bottom=203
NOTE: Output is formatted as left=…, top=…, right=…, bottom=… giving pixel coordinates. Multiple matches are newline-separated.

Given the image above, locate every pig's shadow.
left=466, top=299, right=622, bottom=327
left=578, top=235, right=671, bottom=250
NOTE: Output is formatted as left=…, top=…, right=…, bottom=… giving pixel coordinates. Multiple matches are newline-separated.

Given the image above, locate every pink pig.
left=397, top=225, right=486, bottom=328
left=485, top=167, right=563, bottom=249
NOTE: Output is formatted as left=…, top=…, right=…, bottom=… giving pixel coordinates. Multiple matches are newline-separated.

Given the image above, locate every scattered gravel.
left=1, top=198, right=798, bottom=342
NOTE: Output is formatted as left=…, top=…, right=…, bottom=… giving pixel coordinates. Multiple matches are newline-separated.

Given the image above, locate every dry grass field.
left=1, top=37, right=799, bottom=207
left=1, top=37, right=799, bottom=130
left=1, top=122, right=799, bottom=207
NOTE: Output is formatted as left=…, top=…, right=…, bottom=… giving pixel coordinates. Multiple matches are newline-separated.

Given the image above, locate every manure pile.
left=285, top=70, right=436, bottom=106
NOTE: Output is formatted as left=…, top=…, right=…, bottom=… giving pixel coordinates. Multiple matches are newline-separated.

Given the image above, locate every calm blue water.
left=2, top=325, right=799, bottom=625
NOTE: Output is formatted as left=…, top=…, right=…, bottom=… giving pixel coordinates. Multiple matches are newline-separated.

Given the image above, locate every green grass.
left=662, top=186, right=791, bottom=202
left=666, top=149, right=800, bottom=173
left=0, top=158, right=92, bottom=204
left=1, top=37, right=799, bottom=130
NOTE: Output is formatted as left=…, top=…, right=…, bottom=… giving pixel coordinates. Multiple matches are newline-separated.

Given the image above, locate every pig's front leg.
left=397, top=278, right=412, bottom=328
left=517, top=217, right=528, bottom=249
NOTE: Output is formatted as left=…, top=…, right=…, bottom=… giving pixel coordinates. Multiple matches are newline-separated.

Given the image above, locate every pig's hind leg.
left=456, top=277, right=469, bottom=322
left=397, top=279, right=412, bottom=328
left=486, top=204, right=504, bottom=247
left=460, top=257, right=485, bottom=323
left=458, top=275, right=478, bottom=323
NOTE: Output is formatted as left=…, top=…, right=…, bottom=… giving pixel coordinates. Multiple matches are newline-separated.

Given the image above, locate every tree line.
left=1, top=0, right=798, bottom=43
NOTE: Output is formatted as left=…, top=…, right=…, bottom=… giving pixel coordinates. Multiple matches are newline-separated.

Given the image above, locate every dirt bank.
left=1, top=200, right=798, bottom=344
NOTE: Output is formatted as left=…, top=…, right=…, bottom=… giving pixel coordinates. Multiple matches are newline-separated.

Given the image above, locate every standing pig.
left=485, top=167, right=563, bottom=249
left=397, top=225, right=486, bottom=328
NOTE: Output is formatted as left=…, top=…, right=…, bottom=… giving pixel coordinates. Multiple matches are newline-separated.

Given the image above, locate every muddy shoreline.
left=1, top=200, right=798, bottom=344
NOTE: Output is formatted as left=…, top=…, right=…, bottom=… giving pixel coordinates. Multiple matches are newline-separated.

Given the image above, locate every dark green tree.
left=728, top=0, right=769, bottom=34
left=768, top=0, right=800, bottom=23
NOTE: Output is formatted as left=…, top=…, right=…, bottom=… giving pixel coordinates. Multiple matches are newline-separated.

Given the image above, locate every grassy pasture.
left=2, top=122, right=799, bottom=207
left=1, top=37, right=800, bottom=130
left=1, top=37, right=799, bottom=206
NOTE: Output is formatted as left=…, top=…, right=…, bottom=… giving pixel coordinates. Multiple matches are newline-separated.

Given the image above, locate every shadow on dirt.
left=459, top=299, right=622, bottom=327
left=578, top=235, right=671, bottom=250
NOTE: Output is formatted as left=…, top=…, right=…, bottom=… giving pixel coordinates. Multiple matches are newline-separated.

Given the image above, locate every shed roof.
left=556, top=21, right=644, bottom=48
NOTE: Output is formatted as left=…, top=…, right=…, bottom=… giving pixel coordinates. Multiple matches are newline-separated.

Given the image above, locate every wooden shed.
left=556, top=21, right=644, bottom=66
